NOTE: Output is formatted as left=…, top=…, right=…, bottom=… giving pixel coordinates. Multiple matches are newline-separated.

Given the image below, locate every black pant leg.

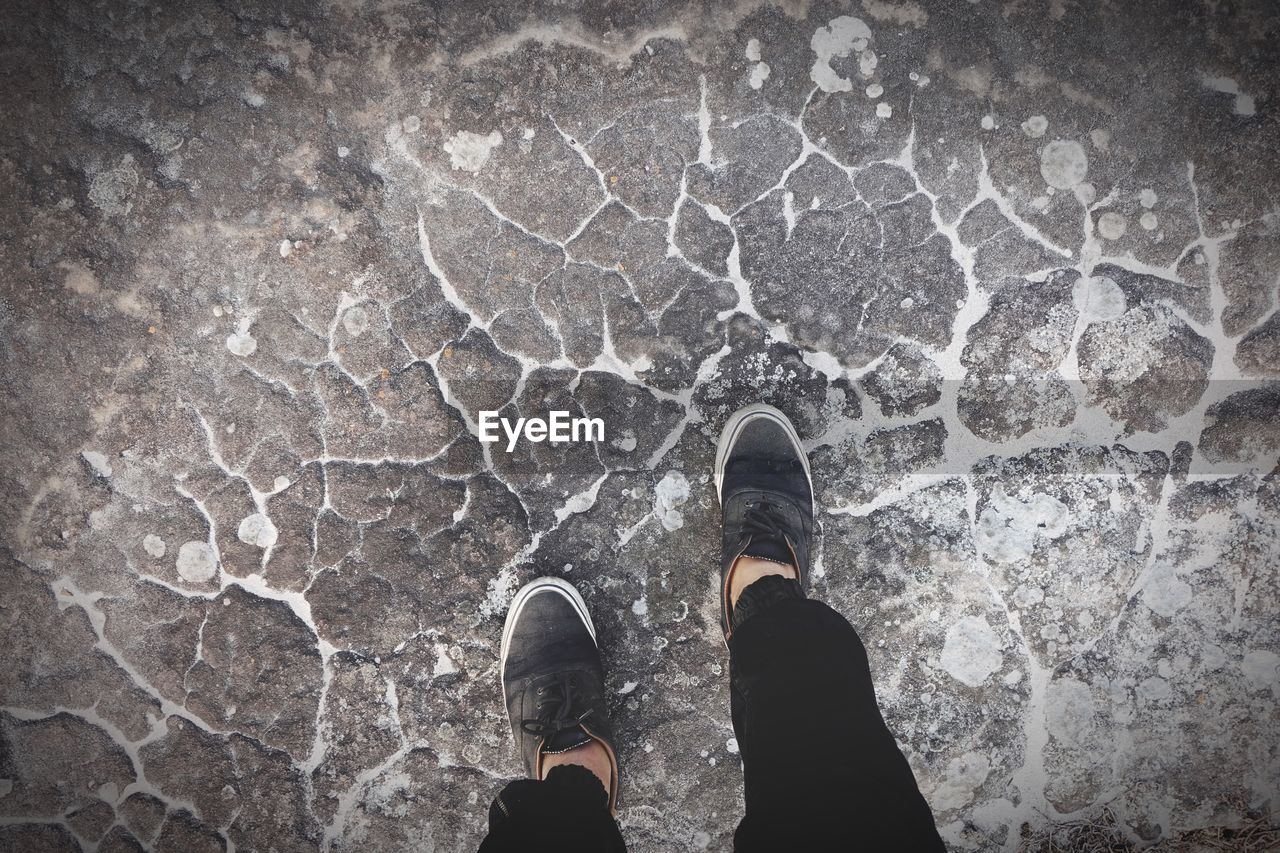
left=477, top=764, right=627, bottom=852
left=728, top=578, right=945, bottom=851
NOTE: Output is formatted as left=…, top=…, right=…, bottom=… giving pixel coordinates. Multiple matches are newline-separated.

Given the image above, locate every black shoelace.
left=520, top=673, right=593, bottom=736
left=742, top=500, right=790, bottom=546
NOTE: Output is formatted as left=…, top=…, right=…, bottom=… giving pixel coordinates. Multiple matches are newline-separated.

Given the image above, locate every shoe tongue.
left=742, top=534, right=792, bottom=566
left=544, top=726, right=593, bottom=753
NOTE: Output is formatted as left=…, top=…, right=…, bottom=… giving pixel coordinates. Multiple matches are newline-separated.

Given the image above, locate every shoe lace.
left=519, top=673, right=593, bottom=736
left=742, top=500, right=790, bottom=546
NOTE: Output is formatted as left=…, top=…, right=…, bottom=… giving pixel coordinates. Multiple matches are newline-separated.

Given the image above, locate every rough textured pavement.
left=2, top=1, right=1278, bottom=851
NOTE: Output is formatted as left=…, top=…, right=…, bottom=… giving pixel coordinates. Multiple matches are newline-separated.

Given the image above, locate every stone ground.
left=1, top=1, right=1278, bottom=851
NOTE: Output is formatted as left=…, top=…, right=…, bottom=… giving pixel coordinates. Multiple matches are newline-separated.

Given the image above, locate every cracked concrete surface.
left=1, top=1, right=1278, bottom=850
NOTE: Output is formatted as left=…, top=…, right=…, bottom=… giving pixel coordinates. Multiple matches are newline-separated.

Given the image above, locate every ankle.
left=729, top=556, right=797, bottom=608
left=540, top=739, right=612, bottom=796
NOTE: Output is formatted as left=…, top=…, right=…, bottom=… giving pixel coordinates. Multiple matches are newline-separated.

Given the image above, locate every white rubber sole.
left=499, top=577, right=597, bottom=704
left=713, top=403, right=813, bottom=509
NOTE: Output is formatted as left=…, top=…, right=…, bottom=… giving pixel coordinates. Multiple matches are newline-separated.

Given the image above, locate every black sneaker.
left=714, top=403, right=814, bottom=641
left=500, top=577, right=619, bottom=811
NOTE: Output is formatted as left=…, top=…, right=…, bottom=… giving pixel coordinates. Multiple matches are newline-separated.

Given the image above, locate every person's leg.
left=729, top=576, right=944, bottom=849
left=479, top=763, right=624, bottom=852
left=478, top=578, right=627, bottom=852
left=713, top=405, right=945, bottom=850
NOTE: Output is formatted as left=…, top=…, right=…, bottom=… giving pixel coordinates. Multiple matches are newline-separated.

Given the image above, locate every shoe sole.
left=499, top=577, right=597, bottom=708
left=713, top=403, right=813, bottom=510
